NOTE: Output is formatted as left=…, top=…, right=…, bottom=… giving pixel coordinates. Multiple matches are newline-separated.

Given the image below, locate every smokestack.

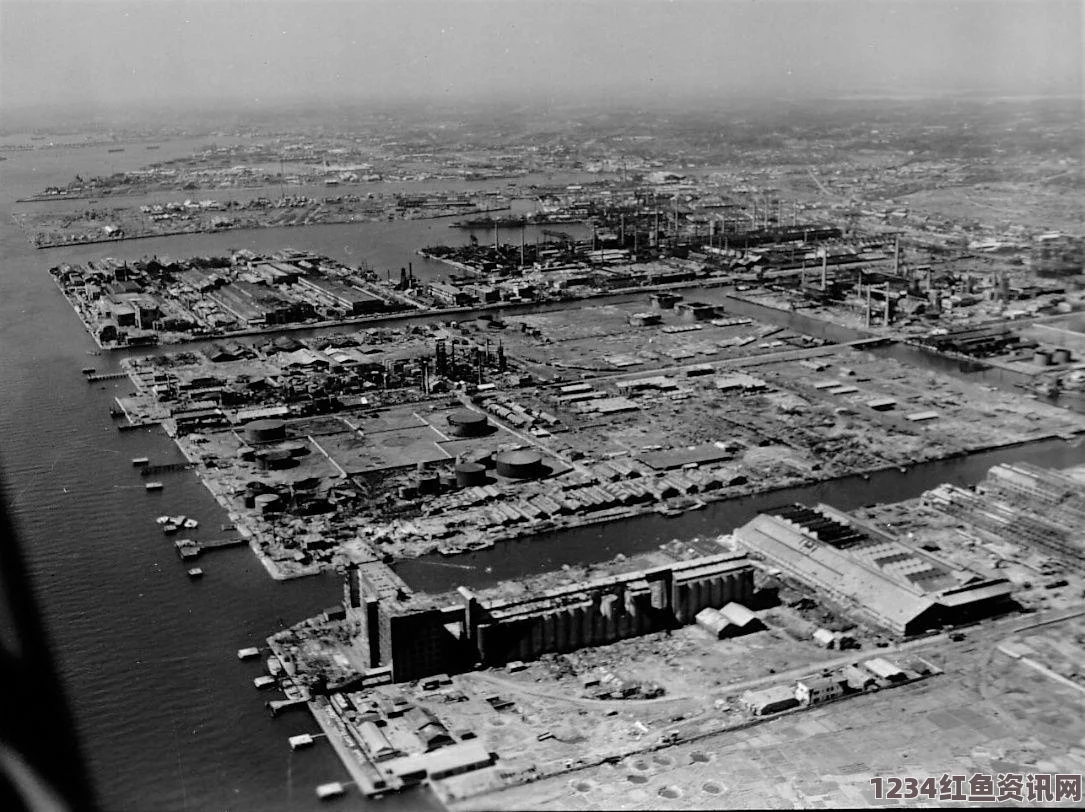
left=821, top=250, right=828, bottom=290
left=893, top=234, right=900, bottom=276
left=494, top=222, right=499, bottom=249
left=884, top=282, right=891, bottom=325
left=866, top=284, right=872, bottom=328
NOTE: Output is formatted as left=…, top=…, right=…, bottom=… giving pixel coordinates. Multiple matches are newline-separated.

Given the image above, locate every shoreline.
left=59, top=271, right=743, bottom=355
left=22, top=203, right=514, bottom=250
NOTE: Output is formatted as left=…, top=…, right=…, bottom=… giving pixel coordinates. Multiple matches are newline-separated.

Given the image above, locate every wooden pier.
left=86, top=371, right=129, bottom=382
left=139, top=462, right=192, bottom=477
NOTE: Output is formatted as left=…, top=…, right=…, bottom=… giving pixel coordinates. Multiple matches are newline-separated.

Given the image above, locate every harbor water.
left=1, top=140, right=1081, bottom=810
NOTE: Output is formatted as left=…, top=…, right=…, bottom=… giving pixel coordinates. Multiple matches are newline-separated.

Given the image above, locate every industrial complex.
left=31, top=96, right=1085, bottom=808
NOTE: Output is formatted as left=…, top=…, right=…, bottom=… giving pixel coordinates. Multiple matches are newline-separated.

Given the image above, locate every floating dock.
left=187, top=567, right=204, bottom=579
left=237, top=647, right=260, bottom=660
left=145, top=481, right=164, bottom=492
left=254, top=675, right=276, bottom=689
left=267, top=697, right=308, bottom=717
left=316, top=783, right=345, bottom=800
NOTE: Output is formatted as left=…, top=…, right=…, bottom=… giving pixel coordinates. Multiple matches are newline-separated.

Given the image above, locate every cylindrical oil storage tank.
left=1052, top=348, right=1072, bottom=365
left=1034, top=350, right=1052, bottom=366
left=446, top=410, right=490, bottom=437
left=454, top=462, right=487, bottom=488
left=418, top=472, right=441, bottom=495
left=280, top=442, right=309, bottom=458
left=244, top=418, right=286, bottom=444
left=257, top=449, right=294, bottom=470
left=254, top=493, right=280, bottom=514
left=495, top=448, right=543, bottom=479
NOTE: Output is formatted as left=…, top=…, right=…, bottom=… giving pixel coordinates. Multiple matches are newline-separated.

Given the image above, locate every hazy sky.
left=1, top=0, right=1080, bottom=113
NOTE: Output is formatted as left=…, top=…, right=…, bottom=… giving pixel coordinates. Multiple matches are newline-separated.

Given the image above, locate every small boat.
left=289, top=734, right=314, bottom=751
left=155, top=515, right=171, bottom=524
left=183, top=518, right=199, bottom=529
left=81, top=367, right=96, bottom=375
left=187, top=567, right=204, bottom=579
left=254, top=675, right=276, bottom=690
left=283, top=682, right=307, bottom=701
left=686, top=499, right=707, bottom=511
left=145, top=481, right=164, bottom=492
left=132, top=457, right=150, bottom=466
left=316, top=783, right=345, bottom=800
left=656, top=505, right=683, bottom=517
left=237, top=647, right=260, bottom=660
left=162, top=523, right=179, bottom=534
left=267, top=656, right=284, bottom=677
left=170, top=515, right=186, bottom=525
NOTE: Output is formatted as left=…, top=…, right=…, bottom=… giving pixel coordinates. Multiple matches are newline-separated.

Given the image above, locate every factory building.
left=674, top=301, right=717, bottom=323
left=925, top=462, right=1085, bottom=569
left=296, top=276, right=387, bottom=316
left=344, top=554, right=754, bottom=683
left=734, top=503, right=1015, bottom=636
left=207, top=281, right=312, bottom=326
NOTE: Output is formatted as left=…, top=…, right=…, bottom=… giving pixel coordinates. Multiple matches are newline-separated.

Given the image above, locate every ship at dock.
left=449, top=215, right=531, bottom=229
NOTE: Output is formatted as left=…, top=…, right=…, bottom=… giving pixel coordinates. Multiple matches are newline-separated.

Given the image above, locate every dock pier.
left=139, top=462, right=192, bottom=477
left=174, top=537, right=247, bottom=560
left=86, top=371, right=129, bottom=382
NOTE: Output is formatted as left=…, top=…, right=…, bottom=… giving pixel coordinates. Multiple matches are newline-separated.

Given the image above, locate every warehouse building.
left=344, top=553, right=754, bottom=682
left=734, top=503, right=1015, bottom=636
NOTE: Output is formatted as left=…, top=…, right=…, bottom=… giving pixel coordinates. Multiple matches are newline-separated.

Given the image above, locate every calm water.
left=1, top=139, right=1082, bottom=811
left=0, top=141, right=447, bottom=811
